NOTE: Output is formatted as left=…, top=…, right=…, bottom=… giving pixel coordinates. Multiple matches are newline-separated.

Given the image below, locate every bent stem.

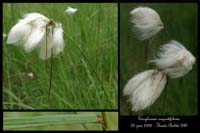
left=63, top=32, right=113, bottom=109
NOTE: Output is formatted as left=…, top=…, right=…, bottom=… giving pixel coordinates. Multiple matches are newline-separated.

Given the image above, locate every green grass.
left=3, top=3, right=118, bottom=109
left=3, top=112, right=118, bottom=131
left=120, top=3, right=198, bottom=115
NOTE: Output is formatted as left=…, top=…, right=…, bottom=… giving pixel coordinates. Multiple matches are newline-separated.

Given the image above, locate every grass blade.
left=4, top=114, right=98, bottom=129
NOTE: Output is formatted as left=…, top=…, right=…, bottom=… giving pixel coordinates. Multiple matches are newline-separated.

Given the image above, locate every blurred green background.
left=120, top=3, right=198, bottom=115
left=3, top=3, right=118, bottom=109
left=3, top=112, right=118, bottom=130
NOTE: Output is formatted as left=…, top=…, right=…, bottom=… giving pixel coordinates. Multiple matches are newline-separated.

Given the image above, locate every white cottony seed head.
left=130, top=7, right=163, bottom=40
left=150, top=40, right=195, bottom=78
left=123, top=69, right=167, bottom=112
left=7, top=13, right=49, bottom=45
left=7, top=12, right=65, bottom=60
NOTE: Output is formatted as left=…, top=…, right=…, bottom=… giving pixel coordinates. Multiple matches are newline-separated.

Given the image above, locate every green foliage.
left=3, top=3, right=118, bottom=109
left=120, top=3, right=197, bottom=115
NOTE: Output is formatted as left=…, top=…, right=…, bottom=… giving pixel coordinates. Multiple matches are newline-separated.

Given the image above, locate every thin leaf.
left=4, top=114, right=98, bottom=129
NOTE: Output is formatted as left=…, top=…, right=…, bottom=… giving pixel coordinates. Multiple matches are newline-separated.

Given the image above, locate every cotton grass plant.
left=6, top=11, right=112, bottom=107
left=6, top=12, right=65, bottom=101
left=124, top=6, right=196, bottom=113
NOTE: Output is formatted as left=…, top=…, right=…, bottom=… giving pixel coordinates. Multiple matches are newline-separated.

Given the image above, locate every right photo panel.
left=120, top=3, right=197, bottom=115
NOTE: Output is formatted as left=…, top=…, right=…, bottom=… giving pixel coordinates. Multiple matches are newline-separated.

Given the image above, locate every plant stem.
left=102, top=112, right=108, bottom=130
left=45, top=26, right=48, bottom=69
left=48, top=48, right=53, bottom=102
left=101, top=112, right=118, bottom=130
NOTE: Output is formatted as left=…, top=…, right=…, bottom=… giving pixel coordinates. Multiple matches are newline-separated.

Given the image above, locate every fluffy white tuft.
left=123, top=70, right=154, bottom=96
left=150, top=40, right=195, bottom=78
left=123, top=69, right=167, bottom=112
left=52, top=23, right=65, bottom=55
left=22, top=13, right=49, bottom=22
left=24, top=25, right=45, bottom=53
left=66, top=7, right=78, bottom=15
left=130, top=7, right=163, bottom=40
left=7, top=13, right=49, bottom=45
left=7, top=21, right=31, bottom=45
left=39, top=30, right=54, bottom=60
left=7, top=12, right=65, bottom=60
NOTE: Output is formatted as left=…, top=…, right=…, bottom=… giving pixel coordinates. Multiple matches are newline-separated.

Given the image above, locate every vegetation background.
left=120, top=3, right=198, bottom=115
left=3, top=3, right=118, bottom=109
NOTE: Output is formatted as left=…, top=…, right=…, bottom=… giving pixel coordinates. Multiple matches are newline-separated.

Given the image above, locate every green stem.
left=102, top=112, right=109, bottom=130
left=102, top=112, right=118, bottom=130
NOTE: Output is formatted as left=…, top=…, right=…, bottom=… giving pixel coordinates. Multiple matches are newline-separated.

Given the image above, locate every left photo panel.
left=3, top=3, right=118, bottom=110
